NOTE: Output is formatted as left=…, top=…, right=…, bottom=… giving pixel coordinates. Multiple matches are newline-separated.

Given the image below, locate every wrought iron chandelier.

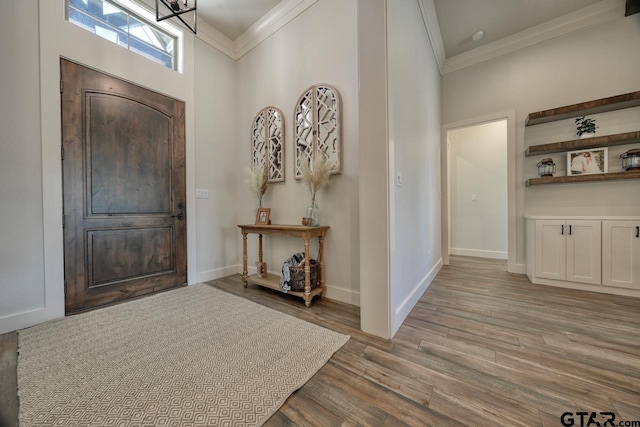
left=156, top=0, right=197, bottom=34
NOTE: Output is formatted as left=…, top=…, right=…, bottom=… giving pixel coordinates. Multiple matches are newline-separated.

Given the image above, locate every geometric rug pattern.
left=18, top=285, right=349, bottom=426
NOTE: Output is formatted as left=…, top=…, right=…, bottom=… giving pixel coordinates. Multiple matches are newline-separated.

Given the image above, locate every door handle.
left=561, top=225, right=564, bottom=235
left=172, top=202, right=185, bottom=221
left=569, top=225, right=572, bottom=236
left=636, top=226, right=639, bottom=238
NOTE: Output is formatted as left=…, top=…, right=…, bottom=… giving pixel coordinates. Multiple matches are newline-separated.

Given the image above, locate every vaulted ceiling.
left=193, top=0, right=625, bottom=69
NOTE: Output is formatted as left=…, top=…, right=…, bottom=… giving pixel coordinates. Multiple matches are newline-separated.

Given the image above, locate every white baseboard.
left=530, top=276, right=640, bottom=298
left=391, top=258, right=443, bottom=337
left=510, top=263, right=527, bottom=275
left=450, top=248, right=508, bottom=260
left=196, top=265, right=242, bottom=283
left=0, top=306, right=63, bottom=335
left=324, top=285, right=360, bottom=306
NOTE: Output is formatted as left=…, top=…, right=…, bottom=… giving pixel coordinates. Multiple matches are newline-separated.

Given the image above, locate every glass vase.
left=304, top=202, right=320, bottom=227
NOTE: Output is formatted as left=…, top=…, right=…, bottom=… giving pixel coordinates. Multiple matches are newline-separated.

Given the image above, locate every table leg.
left=257, top=234, right=265, bottom=278
left=319, top=234, right=326, bottom=299
left=242, top=231, right=248, bottom=287
left=303, top=237, right=311, bottom=307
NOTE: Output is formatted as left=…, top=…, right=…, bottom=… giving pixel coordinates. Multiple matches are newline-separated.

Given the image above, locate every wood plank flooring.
left=209, top=256, right=640, bottom=427
left=1, top=256, right=639, bottom=426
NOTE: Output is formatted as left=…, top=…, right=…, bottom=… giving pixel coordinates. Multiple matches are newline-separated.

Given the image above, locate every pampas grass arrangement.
left=246, top=165, right=269, bottom=208
left=301, top=155, right=333, bottom=206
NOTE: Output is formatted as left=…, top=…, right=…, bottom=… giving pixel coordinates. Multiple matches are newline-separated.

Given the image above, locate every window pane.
left=69, top=7, right=128, bottom=47
left=67, top=0, right=177, bottom=70
left=128, top=16, right=174, bottom=69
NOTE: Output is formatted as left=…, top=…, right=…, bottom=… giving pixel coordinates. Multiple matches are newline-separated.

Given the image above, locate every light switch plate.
left=396, top=172, right=403, bottom=187
left=471, top=194, right=478, bottom=201
left=196, top=189, right=209, bottom=199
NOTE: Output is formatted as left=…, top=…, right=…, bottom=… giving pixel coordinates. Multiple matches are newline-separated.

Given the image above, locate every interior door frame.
left=60, top=58, right=188, bottom=313
left=441, top=109, right=520, bottom=274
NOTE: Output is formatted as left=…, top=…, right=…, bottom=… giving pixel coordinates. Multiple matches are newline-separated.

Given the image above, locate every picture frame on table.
left=255, top=208, right=271, bottom=225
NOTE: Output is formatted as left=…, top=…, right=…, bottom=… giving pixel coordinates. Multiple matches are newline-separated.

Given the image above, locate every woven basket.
left=288, top=260, right=320, bottom=291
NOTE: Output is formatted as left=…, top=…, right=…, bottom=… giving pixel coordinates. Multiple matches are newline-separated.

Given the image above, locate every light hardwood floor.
left=1, top=256, right=639, bottom=426
left=209, top=256, right=640, bottom=426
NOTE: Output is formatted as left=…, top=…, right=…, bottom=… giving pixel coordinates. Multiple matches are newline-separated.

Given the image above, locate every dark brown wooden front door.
left=61, top=59, right=187, bottom=314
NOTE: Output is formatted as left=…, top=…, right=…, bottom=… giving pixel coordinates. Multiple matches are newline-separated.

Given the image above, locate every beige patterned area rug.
left=18, top=285, right=349, bottom=426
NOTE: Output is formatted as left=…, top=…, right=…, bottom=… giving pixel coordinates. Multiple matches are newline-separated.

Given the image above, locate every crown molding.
left=234, top=0, right=319, bottom=59
left=417, top=0, right=446, bottom=74
left=196, top=20, right=236, bottom=58
left=196, top=0, right=319, bottom=61
left=441, top=0, right=625, bottom=75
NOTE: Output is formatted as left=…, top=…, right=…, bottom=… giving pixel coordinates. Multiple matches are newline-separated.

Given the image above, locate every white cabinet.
left=602, top=220, right=640, bottom=290
left=534, top=220, right=566, bottom=280
left=566, top=220, right=602, bottom=285
left=533, top=219, right=601, bottom=285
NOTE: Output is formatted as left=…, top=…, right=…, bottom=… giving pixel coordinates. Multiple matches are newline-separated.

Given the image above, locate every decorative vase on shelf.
left=304, top=202, right=320, bottom=227
left=579, top=132, right=595, bottom=139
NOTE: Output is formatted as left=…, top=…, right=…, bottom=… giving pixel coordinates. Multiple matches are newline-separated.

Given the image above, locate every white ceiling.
left=192, top=0, right=619, bottom=66
left=197, top=0, right=281, bottom=40
left=432, top=0, right=603, bottom=58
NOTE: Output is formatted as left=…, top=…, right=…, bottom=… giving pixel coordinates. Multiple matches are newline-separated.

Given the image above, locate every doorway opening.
left=442, top=111, right=519, bottom=273
left=447, top=119, right=508, bottom=260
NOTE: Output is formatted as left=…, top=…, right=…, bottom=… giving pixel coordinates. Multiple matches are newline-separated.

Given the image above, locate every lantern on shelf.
left=536, top=158, right=556, bottom=177
left=620, top=148, right=640, bottom=171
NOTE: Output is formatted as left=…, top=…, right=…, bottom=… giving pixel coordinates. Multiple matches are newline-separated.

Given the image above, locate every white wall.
left=0, top=2, right=45, bottom=323
left=358, top=0, right=391, bottom=337
left=388, top=0, right=442, bottom=336
left=0, top=0, right=240, bottom=334
left=235, top=0, right=361, bottom=306
left=441, top=13, right=640, bottom=269
left=194, top=39, right=241, bottom=282
left=448, top=120, right=508, bottom=259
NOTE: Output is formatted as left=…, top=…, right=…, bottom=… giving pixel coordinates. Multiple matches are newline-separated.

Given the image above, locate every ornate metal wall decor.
left=294, top=84, right=341, bottom=179
left=251, top=106, right=284, bottom=182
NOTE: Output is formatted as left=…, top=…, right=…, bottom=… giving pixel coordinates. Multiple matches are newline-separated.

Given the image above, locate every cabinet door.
left=566, top=220, right=601, bottom=285
left=535, top=220, right=566, bottom=281
left=603, top=221, right=640, bottom=289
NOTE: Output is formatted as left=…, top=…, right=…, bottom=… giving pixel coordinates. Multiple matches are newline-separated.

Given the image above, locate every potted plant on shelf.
left=301, top=155, right=333, bottom=226
left=575, top=116, right=598, bottom=138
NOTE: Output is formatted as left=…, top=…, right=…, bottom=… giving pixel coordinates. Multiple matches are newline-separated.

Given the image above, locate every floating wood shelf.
left=525, top=131, right=640, bottom=157
left=526, top=90, right=640, bottom=126
left=526, top=171, right=640, bottom=186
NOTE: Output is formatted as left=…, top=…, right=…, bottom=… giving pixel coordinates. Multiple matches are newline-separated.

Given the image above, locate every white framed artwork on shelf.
left=567, top=147, right=608, bottom=176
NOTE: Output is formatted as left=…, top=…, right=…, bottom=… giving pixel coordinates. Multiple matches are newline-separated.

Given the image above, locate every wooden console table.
left=237, top=224, right=329, bottom=307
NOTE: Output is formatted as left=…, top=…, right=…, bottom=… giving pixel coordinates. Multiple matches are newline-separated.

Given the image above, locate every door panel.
left=603, top=220, right=640, bottom=289
left=61, top=59, right=186, bottom=313
left=566, top=220, right=601, bottom=285
left=535, top=220, right=566, bottom=281
left=87, top=93, right=172, bottom=215
left=87, top=227, right=175, bottom=287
